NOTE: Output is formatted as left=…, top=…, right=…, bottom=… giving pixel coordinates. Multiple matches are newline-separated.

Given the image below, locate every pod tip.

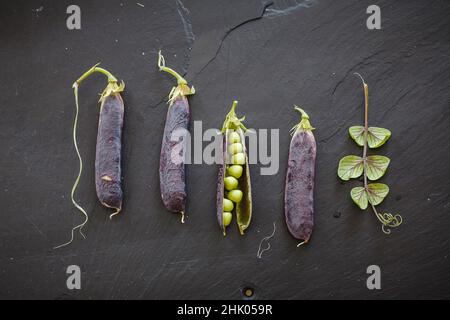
left=353, top=72, right=367, bottom=85
left=109, top=208, right=121, bottom=220
left=297, top=240, right=308, bottom=247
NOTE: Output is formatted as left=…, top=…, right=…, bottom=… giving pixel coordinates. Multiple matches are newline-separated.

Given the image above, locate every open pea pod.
left=216, top=101, right=252, bottom=236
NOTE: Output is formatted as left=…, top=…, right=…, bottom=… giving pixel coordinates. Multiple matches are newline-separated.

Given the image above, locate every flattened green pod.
left=216, top=101, right=252, bottom=236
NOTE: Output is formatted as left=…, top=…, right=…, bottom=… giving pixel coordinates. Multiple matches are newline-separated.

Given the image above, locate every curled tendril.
left=375, top=212, right=403, bottom=234
left=257, top=222, right=276, bottom=259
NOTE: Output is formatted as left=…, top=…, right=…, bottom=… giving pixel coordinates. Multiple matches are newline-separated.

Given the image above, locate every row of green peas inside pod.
left=223, top=131, right=245, bottom=226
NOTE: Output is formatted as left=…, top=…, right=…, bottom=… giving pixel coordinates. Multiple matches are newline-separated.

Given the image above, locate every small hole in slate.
left=333, top=211, right=341, bottom=218
left=242, top=287, right=254, bottom=298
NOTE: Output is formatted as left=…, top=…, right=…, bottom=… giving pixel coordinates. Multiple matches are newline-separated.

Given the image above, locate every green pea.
left=228, top=132, right=240, bottom=144
left=232, top=153, right=245, bottom=165
left=227, top=165, right=243, bottom=179
left=228, top=189, right=243, bottom=203
left=224, top=176, right=238, bottom=191
left=223, top=212, right=232, bottom=227
left=223, top=198, right=234, bottom=212
left=228, top=142, right=243, bottom=155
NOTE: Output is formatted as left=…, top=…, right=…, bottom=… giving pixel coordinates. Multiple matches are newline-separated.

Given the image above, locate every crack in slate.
left=263, top=0, right=317, bottom=18
left=331, top=50, right=386, bottom=97
left=318, top=127, right=341, bottom=143
left=151, top=0, right=193, bottom=109
left=176, top=0, right=195, bottom=45
left=379, top=86, right=415, bottom=122
left=192, top=1, right=274, bottom=80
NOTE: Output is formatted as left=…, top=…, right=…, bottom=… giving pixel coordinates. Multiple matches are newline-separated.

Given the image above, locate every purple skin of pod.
left=95, top=93, right=124, bottom=212
left=159, top=95, right=189, bottom=214
left=285, top=108, right=316, bottom=244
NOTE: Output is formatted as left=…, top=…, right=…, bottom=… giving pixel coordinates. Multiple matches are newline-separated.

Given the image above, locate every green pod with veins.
left=216, top=101, right=252, bottom=236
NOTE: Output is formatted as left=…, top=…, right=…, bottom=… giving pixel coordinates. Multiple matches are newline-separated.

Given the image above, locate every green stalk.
left=157, top=51, right=194, bottom=105
left=74, top=63, right=118, bottom=87
left=291, top=106, right=314, bottom=133
left=354, top=73, right=402, bottom=234
left=158, top=51, right=187, bottom=85
left=221, top=101, right=247, bottom=133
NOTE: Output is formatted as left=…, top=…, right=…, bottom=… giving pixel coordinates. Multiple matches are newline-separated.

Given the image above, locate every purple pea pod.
left=158, top=51, right=195, bottom=223
left=285, top=107, right=316, bottom=245
left=95, top=92, right=124, bottom=217
left=56, top=64, right=125, bottom=249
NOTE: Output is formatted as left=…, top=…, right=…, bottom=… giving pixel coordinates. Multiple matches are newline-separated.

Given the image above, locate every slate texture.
left=0, top=0, right=449, bottom=299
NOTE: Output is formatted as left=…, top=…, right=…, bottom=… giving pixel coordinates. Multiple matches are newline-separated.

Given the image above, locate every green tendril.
left=375, top=210, right=403, bottom=235
left=54, top=83, right=89, bottom=249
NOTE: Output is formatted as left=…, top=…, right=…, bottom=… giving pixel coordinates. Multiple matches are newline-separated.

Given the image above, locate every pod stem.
left=109, top=208, right=121, bottom=220
left=74, top=63, right=118, bottom=86
left=291, top=105, right=314, bottom=134
left=158, top=51, right=195, bottom=105
left=158, top=51, right=187, bottom=85
left=221, top=100, right=248, bottom=133
left=73, top=64, right=124, bottom=103
left=297, top=240, right=307, bottom=247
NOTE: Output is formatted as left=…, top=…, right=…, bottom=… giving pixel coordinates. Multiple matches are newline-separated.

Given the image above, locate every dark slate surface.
left=0, top=0, right=449, bottom=300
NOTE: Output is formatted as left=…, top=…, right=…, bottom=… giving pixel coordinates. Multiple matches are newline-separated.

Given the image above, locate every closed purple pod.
left=157, top=51, right=195, bottom=223
left=95, top=92, right=124, bottom=215
left=160, top=95, right=189, bottom=214
left=285, top=107, right=316, bottom=245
